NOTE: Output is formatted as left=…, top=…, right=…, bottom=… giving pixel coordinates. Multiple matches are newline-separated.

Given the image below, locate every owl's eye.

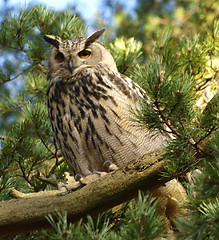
left=78, top=50, right=91, bottom=59
left=56, top=52, right=65, bottom=62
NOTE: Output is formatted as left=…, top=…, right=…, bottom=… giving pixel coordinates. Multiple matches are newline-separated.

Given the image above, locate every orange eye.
left=78, top=50, right=91, bottom=59
left=56, top=52, right=65, bottom=62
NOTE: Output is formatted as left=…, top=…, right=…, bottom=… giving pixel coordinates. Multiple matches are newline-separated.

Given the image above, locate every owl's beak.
left=68, top=60, right=73, bottom=74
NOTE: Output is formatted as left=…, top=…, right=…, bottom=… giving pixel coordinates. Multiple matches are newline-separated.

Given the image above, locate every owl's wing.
left=73, top=67, right=167, bottom=170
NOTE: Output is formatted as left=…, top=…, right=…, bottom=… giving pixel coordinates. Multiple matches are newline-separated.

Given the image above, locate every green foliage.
left=118, top=193, right=165, bottom=240
left=0, top=5, right=86, bottom=51
left=176, top=198, right=219, bottom=239
left=45, top=192, right=165, bottom=240
left=175, top=150, right=219, bottom=240
left=132, top=21, right=219, bottom=178
left=190, top=131, right=219, bottom=200
left=108, top=37, right=143, bottom=76
left=0, top=102, right=56, bottom=194
left=199, top=92, right=219, bottom=130
left=112, top=0, right=219, bottom=57
left=123, top=8, right=218, bottom=239
left=46, top=212, right=111, bottom=240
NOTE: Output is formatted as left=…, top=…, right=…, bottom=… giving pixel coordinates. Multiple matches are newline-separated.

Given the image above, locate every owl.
left=44, top=29, right=167, bottom=178
left=44, top=30, right=187, bottom=231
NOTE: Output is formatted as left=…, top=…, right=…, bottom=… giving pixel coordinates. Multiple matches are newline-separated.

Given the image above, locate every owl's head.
left=44, top=29, right=117, bottom=79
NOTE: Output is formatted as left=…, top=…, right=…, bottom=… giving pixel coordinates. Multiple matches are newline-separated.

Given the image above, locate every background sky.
left=1, top=0, right=137, bottom=29
left=2, top=0, right=101, bottom=25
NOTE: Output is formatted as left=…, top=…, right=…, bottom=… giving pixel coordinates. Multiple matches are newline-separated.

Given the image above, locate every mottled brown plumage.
left=44, top=31, right=187, bottom=236
left=44, top=29, right=166, bottom=177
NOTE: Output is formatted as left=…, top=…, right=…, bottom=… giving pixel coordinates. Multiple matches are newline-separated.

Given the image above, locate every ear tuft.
left=85, top=29, right=105, bottom=46
left=43, top=35, right=62, bottom=49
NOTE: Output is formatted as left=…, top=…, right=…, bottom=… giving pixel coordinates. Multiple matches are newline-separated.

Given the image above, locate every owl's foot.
left=103, top=161, right=119, bottom=171
left=79, top=171, right=107, bottom=185
left=59, top=162, right=118, bottom=193
left=59, top=181, right=83, bottom=192
left=59, top=171, right=107, bottom=192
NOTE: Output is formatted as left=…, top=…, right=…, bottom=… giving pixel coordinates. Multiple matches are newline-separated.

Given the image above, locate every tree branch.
left=0, top=148, right=170, bottom=237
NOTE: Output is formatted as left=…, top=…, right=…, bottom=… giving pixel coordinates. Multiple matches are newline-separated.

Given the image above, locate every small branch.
left=179, top=118, right=185, bottom=130
left=154, top=101, right=211, bottom=157
left=27, top=158, right=41, bottom=180
left=196, top=126, right=217, bottom=146
left=154, top=101, right=184, bottom=140
left=32, top=116, right=56, bottom=156
left=196, top=70, right=219, bottom=91
left=0, top=66, right=33, bottom=85
left=11, top=188, right=61, bottom=199
left=17, top=158, right=35, bottom=189
left=4, top=94, right=36, bottom=112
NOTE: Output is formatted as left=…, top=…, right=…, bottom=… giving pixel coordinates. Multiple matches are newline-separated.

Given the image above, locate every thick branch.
left=0, top=148, right=169, bottom=237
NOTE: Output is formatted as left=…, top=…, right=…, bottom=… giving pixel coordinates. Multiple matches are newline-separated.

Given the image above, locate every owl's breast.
left=47, top=69, right=166, bottom=175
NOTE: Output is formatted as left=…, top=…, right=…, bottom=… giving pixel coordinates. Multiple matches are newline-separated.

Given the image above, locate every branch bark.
left=0, top=148, right=170, bottom=237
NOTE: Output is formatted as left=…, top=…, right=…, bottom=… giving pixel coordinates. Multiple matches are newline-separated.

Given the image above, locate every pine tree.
left=0, top=5, right=86, bottom=200
left=0, top=1, right=219, bottom=239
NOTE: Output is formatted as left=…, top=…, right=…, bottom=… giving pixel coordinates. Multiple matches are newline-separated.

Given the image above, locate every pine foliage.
left=45, top=192, right=165, bottom=240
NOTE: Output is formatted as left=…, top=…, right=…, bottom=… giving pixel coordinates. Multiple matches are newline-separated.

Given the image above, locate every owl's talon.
left=103, top=160, right=111, bottom=166
left=92, top=171, right=102, bottom=175
left=74, top=173, right=83, bottom=181
left=59, top=184, right=68, bottom=191
left=59, top=171, right=108, bottom=193
left=93, top=171, right=108, bottom=177
left=59, top=181, right=84, bottom=192
left=103, top=161, right=119, bottom=171
left=78, top=172, right=107, bottom=185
